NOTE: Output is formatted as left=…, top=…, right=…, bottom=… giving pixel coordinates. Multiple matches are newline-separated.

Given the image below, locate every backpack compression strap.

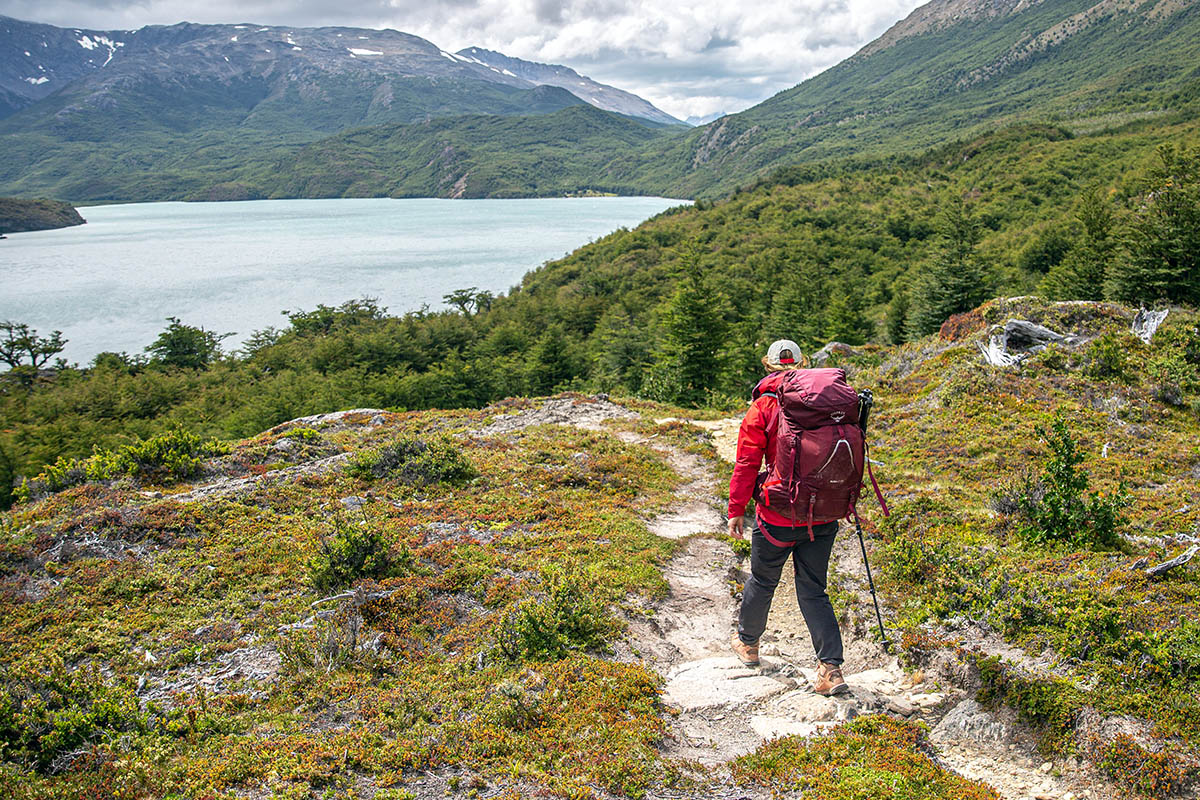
left=864, top=441, right=890, bottom=517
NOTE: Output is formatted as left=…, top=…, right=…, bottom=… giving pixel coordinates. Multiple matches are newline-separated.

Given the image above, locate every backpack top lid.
left=778, top=367, right=861, bottom=427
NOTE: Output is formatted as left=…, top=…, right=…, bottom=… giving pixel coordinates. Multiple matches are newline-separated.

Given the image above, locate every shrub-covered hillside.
left=2, top=114, right=1197, bottom=484
left=2, top=296, right=1198, bottom=798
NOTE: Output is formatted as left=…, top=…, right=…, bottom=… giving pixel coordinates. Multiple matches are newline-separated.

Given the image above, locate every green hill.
left=233, top=104, right=679, bottom=200
left=0, top=197, right=84, bottom=234
left=615, top=0, right=1200, bottom=197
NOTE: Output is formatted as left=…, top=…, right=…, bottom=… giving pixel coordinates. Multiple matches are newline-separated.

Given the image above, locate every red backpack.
left=754, top=368, right=888, bottom=541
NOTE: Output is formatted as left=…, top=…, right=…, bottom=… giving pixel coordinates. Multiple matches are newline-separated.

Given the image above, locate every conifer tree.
left=527, top=323, right=575, bottom=395
left=644, top=244, right=726, bottom=406
left=823, top=290, right=873, bottom=345
left=1106, top=144, right=1200, bottom=306
left=886, top=289, right=910, bottom=344
left=768, top=260, right=826, bottom=351
left=1040, top=187, right=1115, bottom=301
left=906, top=197, right=992, bottom=338
left=590, top=305, right=649, bottom=393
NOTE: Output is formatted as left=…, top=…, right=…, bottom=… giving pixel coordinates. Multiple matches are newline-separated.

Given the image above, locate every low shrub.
left=308, top=516, right=413, bottom=593
left=95, top=427, right=229, bottom=481
left=16, top=428, right=228, bottom=502
left=732, top=715, right=1000, bottom=799
left=0, top=662, right=159, bottom=774
left=345, top=435, right=476, bottom=485
left=998, top=416, right=1128, bottom=549
left=975, top=655, right=1083, bottom=756
left=1081, top=331, right=1137, bottom=382
left=278, top=602, right=386, bottom=675
left=496, top=569, right=617, bottom=662
left=1094, top=733, right=1186, bottom=799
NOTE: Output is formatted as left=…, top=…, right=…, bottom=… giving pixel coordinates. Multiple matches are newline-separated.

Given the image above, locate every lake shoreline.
left=0, top=196, right=684, bottom=364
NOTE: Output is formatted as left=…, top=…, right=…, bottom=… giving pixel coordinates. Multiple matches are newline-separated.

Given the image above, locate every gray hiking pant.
left=736, top=517, right=844, bottom=666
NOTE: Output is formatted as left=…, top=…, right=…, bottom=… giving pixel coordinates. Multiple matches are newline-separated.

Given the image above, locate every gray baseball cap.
left=766, top=339, right=802, bottom=367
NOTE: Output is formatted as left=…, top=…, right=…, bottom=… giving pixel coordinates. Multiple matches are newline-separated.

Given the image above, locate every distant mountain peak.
left=457, top=46, right=682, bottom=126
left=862, top=0, right=1044, bottom=56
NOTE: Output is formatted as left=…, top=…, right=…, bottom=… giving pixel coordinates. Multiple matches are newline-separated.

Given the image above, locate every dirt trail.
left=477, top=397, right=1108, bottom=798
left=632, top=415, right=1101, bottom=800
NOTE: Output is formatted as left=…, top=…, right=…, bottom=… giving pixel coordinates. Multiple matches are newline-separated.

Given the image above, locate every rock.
left=886, top=697, right=915, bottom=716
left=1039, top=761, right=1053, bottom=773
left=848, top=667, right=901, bottom=695
left=811, top=341, right=861, bottom=366
left=750, top=715, right=823, bottom=740
left=663, top=657, right=790, bottom=711
left=340, top=495, right=368, bottom=510
left=369, top=414, right=387, bottom=426
left=272, top=438, right=296, bottom=452
left=770, top=690, right=840, bottom=722
left=845, top=685, right=884, bottom=711
left=909, top=691, right=945, bottom=708
left=930, top=699, right=1008, bottom=746
left=478, top=396, right=637, bottom=435
left=1131, top=308, right=1169, bottom=343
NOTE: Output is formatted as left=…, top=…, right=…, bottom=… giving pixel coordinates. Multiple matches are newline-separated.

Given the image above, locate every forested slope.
left=1, top=111, right=1196, bottom=482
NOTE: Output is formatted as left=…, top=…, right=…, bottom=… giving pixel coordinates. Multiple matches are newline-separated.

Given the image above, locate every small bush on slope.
left=495, top=567, right=618, bottom=662
left=308, top=515, right=417, bottom=593
left=345, top=435, right=476, bottom=485
left=1003, top=416, right=1130, bottom=549
left=16, top=427, right=228, bottom=501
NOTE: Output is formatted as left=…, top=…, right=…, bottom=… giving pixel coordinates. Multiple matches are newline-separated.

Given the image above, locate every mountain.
left=0, top=15, right=678, bottom=201
left=455, top=47, right=683, bottom=127
left=684, top=112, right=725, bottom=127
left=233, top=104, right=670, bottom=200
left=608, top=0, right=1200, bottom=196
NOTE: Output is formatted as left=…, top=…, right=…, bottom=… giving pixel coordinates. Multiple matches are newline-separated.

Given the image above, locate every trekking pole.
left=855, top=389, right=892, bottom=653
left=854, top=515, right=892, bottom=654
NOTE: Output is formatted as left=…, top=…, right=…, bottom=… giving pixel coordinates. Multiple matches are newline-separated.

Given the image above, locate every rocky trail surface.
left=590, top=403, right=1114, bottom=800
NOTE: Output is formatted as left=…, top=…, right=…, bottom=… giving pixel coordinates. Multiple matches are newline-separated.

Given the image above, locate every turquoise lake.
left=0, top=196, right=683, bottom=364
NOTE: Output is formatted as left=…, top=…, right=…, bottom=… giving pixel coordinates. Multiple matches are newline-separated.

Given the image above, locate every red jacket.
left=727, top=371, right=834, bottom=528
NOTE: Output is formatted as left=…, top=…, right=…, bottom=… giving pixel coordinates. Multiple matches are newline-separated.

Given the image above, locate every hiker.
left=727, top=339, right=849, bottom=696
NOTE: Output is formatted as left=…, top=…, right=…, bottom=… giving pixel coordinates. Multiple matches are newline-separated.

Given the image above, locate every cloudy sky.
left=0, top=0, right=927, bottom=120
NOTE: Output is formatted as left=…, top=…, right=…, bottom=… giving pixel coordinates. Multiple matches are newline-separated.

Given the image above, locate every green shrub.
left=0, top=662, right=158, bottom=774
left=281, top=426, right=322, bottom=441
left=1001, top=416, right=1129, bottom=549
left=496, top=569, right=617, bottom=662
left=16, top=428, right=228, bottom=502
left=975, top=655, right=1083, bottom=756
left=97, top=427, right=229, bottom=481
left=308, top=516, right=412, bottom=593
left=1082, top=331, right=1136, bottom=381
left=1095, top=733, right=1185, bottom=799
left=345, top=435, right=476, bottom=485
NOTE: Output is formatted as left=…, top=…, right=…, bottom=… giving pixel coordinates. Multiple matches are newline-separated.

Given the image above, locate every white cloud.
left=5, top=0, right=927, bottom=119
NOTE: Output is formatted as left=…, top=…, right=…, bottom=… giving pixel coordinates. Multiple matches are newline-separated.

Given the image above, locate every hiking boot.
left=731, top=634, right=760, bottom=667
left=813, top=661, right=849, bottom=696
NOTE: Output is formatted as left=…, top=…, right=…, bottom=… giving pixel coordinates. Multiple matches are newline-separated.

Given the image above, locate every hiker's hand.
left=728, top=516, right=745, bottom=539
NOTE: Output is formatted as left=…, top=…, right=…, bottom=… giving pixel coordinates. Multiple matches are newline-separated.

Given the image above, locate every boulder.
left=930, top=698, right=1008, bottom=746
left=663, top=656, right=790, bottom=711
